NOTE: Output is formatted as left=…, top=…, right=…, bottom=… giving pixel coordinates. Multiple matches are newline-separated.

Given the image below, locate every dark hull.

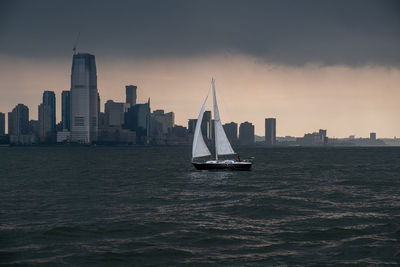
left=192, top=162, right=252, bottom=171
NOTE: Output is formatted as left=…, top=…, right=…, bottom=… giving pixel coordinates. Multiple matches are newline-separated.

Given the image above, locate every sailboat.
left=192, top=78, right=252, bottom=171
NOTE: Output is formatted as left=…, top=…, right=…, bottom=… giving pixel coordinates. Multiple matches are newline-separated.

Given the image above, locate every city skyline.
left=0, top=0, right=399, bottom=138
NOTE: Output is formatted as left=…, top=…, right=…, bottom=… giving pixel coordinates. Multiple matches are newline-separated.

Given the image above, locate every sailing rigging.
left=192, top=78, right=252, bottom=171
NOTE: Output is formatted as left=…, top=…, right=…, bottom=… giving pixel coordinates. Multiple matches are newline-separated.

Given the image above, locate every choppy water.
left=1, top=146, right=400, bottom=265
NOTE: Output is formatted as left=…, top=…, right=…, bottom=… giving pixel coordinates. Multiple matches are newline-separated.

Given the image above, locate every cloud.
left=0, top=0, right=399, bottom=66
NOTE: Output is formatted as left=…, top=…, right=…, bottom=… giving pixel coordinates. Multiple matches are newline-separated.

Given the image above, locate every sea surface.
left=1, top=146, right=400, bottom=266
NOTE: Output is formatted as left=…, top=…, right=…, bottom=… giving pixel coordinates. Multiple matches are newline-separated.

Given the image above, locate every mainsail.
left=192, top=88, right=212, bottom=159
left=212, top=78, right=235, bottom=158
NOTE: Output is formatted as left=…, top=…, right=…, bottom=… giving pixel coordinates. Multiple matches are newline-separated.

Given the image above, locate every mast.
left=212, top=78, right=218, bottom=161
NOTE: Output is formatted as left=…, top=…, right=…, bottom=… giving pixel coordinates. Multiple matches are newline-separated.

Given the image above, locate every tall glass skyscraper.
left=126, top=85, right=137, bottom=106
left=70, top=53, right=98, bottom=143
left=40, top=91, right=56, bottom=142
left=61, top=90, right=71, bottom=130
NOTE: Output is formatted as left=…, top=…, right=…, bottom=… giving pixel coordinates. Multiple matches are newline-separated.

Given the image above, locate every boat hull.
left=192, top=161, right=252, bottom=171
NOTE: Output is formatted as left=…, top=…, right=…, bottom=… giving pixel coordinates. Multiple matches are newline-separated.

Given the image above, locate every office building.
left=39, top=91, right=56, bottom=142
left=8, top=104, right=29, bottom=136
left=319, top=129, right=328, bottom=144
left=150, top=110, right=174, bottom=140
left=104, top=100, right=129, bottom=128
left=223, top=122, right=238, bottom=144
left=370, top=132, right=376, bottom=141
left=0, top=112, right=5, bottom=135
left=61, top=91, right=71, bottom=130
left=239, top=121, right=255, bottom=145
left=265, top=118, right=276, bottom=145
left=126, top=85, right=137, bottom=106
left=124, top=99, right=150, bottom=144
left=188, top=119, right=197, bottom=135
left=42, top=91, right=56, bottom=130
left=70, top=53, right=98, bottom=143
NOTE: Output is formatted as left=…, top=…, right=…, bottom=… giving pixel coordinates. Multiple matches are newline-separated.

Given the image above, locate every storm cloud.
left=0, top=0, right=399, bottom=66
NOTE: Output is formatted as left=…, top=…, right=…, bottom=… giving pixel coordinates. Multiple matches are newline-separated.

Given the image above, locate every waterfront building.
left=370, top=132, right=376, bottom=141
left=39, top=91, right=56, bottom=142
left=57, top=130, right=71, bottom=143
left=8, top=104, right=29, bottom=136
left=126, top=85, right=137, bottom=107
left=29, top=120, right=40, bottom=138
left=239, top=121, right=255, bottom=145
left=70, top=53, right=98, bottom=143
left=104, top=100, right=129, bottom=128
left=124, top=99, right=150, bottom=144
left=223, top=122, right=238, bottom=145
left=0, top=112, right=5, bottom=135
left=150, top=110, right=174, bottom=143
left=265, top=118, right=276, bottom=145
left=319, top=129, right=328, bottom=144
left=188, top=119, right=197, bottom=135
left=61, top=91, right=71, bottom=130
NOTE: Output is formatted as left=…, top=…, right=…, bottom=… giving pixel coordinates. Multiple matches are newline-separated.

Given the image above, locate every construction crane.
left=73, top=32, right=80, bottom=55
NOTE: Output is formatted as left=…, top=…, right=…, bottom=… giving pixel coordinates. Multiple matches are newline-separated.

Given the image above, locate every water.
left=1, top=146, right=399, bottom=265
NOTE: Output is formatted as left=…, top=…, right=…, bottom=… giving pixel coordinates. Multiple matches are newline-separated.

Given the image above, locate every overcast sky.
left=0, top=0, right=399, bottom=137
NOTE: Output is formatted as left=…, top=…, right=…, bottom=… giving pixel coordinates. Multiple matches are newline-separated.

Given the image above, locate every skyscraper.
left=39, top=91, right=56, bottom=142
left=188, top=119, right=197, bottom=135
left=8, top=104, right=29, bottom=136
left=239, top=121, right=255, bottom=145
left=223, top=122, right=238, bottom=144
left=124, top=99, right=150, bottom=144
left=70, top=53, right=98, bottom=143
left=0, top=112, right=5, bottom=135
left=265, top=118, right=276, bottom=145
left=42, top=91, right=56, bottom=131
left=61, top=90, right=71, bottom=130
left=126, top=85, right=137, bottom=106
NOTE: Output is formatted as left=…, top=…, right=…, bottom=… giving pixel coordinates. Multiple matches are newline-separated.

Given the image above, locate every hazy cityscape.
left=1, top=1, right=400, bottom=266
left=0, top=52, right=398, bottom=147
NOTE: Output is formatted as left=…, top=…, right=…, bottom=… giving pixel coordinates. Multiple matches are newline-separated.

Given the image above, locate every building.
left=370, top=132, right=376, bottom=141
left=297, top=130, right=328, bottom=146
left=57, top=130, right=71, bottom=143
left=0, top=112, right=5, bottom=135
left=202, top=111, right=212, bottom=140
left=319, top=129, right=328, bottom=144
left=8, top=104, right=29, bottom=136
left=104, top=100, right=128, bottom=128
left=126, top=85, right=137, bottom=106
left=29, top=120, right=40, bottom=138
left=70, top=53, right=98, bottom=143
left=150, top=110, right=174, bottom=142
left=239, top=121, right=255, bottom=145
left=265, top=118, right=276, bottom=145
left=61, top=90, right=71, bottom=130
left=223, top=122, right=238, bottom=145
left=42, top=91, right=56, bottom=131
left=39, top=91, right=56, bottom=142
left=38, top=104, right=53, bottom=142
left=124, top=99, right=150, bottom=144
left=188, top=119, right=197, bottom=135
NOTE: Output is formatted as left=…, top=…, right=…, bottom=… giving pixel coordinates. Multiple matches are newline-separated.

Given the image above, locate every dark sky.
left=0, top=0, right=399, bottom=66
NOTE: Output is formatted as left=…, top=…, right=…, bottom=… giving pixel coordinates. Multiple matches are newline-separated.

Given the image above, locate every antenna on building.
left=73, top=32, right=80, bottom=55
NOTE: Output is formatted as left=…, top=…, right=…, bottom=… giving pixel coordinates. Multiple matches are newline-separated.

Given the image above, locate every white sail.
left=192, top=89, right=212, bottom=159
left=212, top=78, right=235, bottom=157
